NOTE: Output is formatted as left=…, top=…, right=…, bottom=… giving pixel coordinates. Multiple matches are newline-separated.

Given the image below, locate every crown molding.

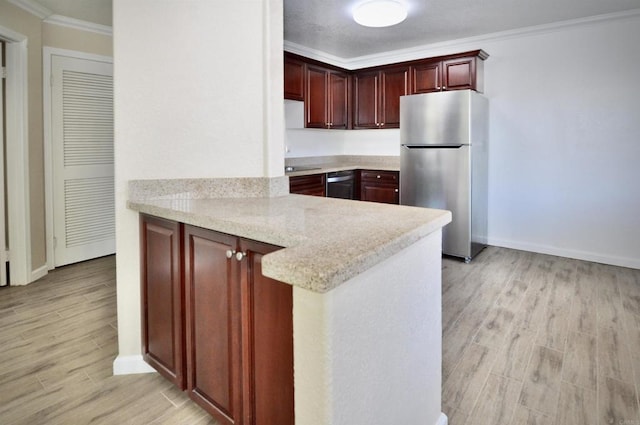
left=283, top=41, right=353, bottom=69
left=7, top=0, right=52, bottom=19
left=287, top=8, right=640, bottom=70
left=43, top=14, right=112, bottom=36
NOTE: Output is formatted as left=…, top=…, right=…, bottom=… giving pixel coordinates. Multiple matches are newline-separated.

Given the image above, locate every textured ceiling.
left=29, top=0, right=640, bottom=59
left=284, top=0, right=640, bottom=58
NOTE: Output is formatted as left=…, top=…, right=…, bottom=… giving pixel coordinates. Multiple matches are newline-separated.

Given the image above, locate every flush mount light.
left=353, top=0, right=408, bottom=28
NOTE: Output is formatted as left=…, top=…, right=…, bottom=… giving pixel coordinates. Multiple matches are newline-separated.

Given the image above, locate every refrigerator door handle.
left=402, top=144, right=464, bottom=149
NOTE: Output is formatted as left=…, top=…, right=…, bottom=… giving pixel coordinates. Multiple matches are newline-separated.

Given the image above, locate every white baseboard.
left=112, top=355, right=156, bottom=376
left=487, top=237, right=640, bottom=270
left=436, top=412, right=448, bottom=425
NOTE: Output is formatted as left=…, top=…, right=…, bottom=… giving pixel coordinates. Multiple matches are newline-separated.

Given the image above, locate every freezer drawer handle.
left=402, top=144, right=463, bottom=149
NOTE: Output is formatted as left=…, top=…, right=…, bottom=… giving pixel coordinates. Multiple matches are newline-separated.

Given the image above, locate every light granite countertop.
left=284, top=155, right=400, bottom=177
left=128, top=177, right=450, bottom=293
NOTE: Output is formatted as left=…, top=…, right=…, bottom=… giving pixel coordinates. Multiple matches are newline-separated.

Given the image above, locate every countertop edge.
left=128, top=194, right=452, bottom=294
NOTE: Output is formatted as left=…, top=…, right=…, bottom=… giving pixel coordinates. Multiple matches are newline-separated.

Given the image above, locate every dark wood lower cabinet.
left=140, top=215, right=185, bottom=389
left=289, top=173, right=326, bottom=197
left=360, top=170, right=400, bottom=204
left=141, top=215, right=294, bottom=425
left=240, top=239, right=294, bottom=425
left=184, top=226, right=242, bottom=424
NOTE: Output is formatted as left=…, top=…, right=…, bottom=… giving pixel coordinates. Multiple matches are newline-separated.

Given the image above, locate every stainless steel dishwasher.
left=326, top=170, right=355, bottom=200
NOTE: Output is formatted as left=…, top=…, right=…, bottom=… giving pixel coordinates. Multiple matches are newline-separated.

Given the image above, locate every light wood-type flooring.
left=0, top=248, right=639, bottom=424
left=442, top=247, right=640, bottom=425
left=0, top=256, right=216, bottom=424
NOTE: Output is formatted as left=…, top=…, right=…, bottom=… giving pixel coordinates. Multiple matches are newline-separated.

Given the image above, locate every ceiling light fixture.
left=353, top=0, right=408, bottom=28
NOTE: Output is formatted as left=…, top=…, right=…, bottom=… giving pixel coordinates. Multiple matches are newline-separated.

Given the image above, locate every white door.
left=0, top=41, right=7, bottom=286
left=51, top=55, right=114, bottom=267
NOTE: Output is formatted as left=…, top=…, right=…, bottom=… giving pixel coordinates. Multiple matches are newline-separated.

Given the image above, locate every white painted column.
left=293, top=230, right=446, bottom=425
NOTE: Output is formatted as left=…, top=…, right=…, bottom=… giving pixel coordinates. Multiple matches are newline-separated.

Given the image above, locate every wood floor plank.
left=466, top=373, right=522, bottom=425
left=509, top=405, right=554, bottom=425
left=622, top=320, right=640, bottom=403
left=597, top=325, right=634, bottom=383
left=492, top=327, right=537, bottom=381
left=442, top=403, right=469, bottom=425
left=474, top=306, right=516, bottom=348
left=443, top=343, right=496, bottom=414
left=561, top=331, right=597, bottom=390
left=443, top=319, right=482, bottom=381
left=518, top=345, right=564, bottom=416
left=554, top=382, right=596, bottom=425
left=568, top=262, right=598, bottom=335
left=598, top=377, right=640, bottom=425
left=536, top=274, right=574, bottom=351
left=475, top=279, right=529, bottom=349
left=617, top=266, right=640, bottom=317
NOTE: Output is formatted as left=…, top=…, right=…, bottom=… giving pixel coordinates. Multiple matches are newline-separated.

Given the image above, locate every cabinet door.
left=239, top=239, right=294, bottom=425
left=442, top=57, right=475, bottom=91
left=140, top=214, right=184, bottom=389
left=361, top=184, right=399, bottom=204
left=305, top=65, right=328, bottom=128
left=411, top=61, right=442, bottom=93
left=289, top=173, right=326, bottom=197
left=284, top=55, right=305, bottom=101
left=329, top=71, right=349, bottom=129
left=184, top=225, right=243, bottom=425
left=352, top=71, right=379, bottom=129
left=380, top=67, right=409, bottom=128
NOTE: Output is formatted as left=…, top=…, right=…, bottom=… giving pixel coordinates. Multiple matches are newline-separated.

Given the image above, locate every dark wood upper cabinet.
left=305, top=64, right=349, bottom=129
left=411, top=60, right=442, bottom=93
left=411, top=52, right=487, bottom=94
left=353, top=66, right=408, bottom=129
left=353, top=71, right=379, bottom=129
left=442, top=56, right=477, bottom=91
left=379, top=66, right=410, bottom=128
left=284, top=55, right=305, bottom=101
left=329, top=71, right=349, bottom=129
left=285, top=49, right=488, bottom=129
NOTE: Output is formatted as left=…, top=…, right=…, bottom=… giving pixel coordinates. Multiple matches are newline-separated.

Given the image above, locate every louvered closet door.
left=52, top=55, right=114, bottom=267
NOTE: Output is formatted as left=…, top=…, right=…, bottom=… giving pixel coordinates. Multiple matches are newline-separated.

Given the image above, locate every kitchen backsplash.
left=284, top=100, right=401, bottom=158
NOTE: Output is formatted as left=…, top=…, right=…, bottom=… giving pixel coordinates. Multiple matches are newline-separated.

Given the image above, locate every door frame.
left=0, top=25, right=31, bottom=286
left=43, top=47, right=114, bottom=271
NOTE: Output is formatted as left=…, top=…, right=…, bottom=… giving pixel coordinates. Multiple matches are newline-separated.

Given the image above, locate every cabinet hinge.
left=1, top=67, right=6, bottom=79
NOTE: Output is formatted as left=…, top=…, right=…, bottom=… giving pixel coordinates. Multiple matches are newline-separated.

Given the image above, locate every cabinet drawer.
left=360, top=170, right=399, bottom=184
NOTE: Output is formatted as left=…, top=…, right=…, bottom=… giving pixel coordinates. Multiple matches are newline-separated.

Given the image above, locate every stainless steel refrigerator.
left=400, top=90, right=488, bottom=262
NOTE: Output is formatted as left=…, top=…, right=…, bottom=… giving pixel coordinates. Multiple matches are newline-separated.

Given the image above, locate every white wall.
left=285, top=12, right=640, bottom=268
left=113, top=0, right=284, bottom=368
left=293, top=231, right=444, bottom=425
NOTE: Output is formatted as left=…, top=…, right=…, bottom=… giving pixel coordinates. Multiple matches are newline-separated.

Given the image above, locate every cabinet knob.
left=380, top=123, right=385, bottom=127
left=235, top=251, right=247, bottom=261
left=225, top=250, right=236, bottom=259
left=395, top=189, right=399, bottom=193
left=376, top=175, right=381, bottom=179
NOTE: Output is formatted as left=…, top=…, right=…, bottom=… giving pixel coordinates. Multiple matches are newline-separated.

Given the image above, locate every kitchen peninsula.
left=128, top=177, right=451, bottom=425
